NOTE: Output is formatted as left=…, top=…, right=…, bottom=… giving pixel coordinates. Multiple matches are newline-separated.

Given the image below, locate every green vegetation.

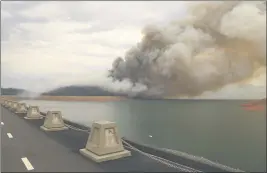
left=1, top=88, right=26, bottom=95
left=41, top=85, right=117, bottom=96
left=1, top=85, right=127, bottom=97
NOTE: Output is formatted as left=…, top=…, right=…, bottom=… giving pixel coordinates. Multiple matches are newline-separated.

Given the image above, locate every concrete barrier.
left=15, top=103, right=28, bottom=114
left=24, top=106, right=43, bottom=119
left=8, top=101, right=14, bottom=109
left=80, top=121, right=131, bottom=163
left=40, top=111, right=68, bottom=131
left=7, top=101, right=13, bottom=109
left=3, top=100, right=8, bottom=107
left=10, top=102, right=19, bottom=111
left=4, top=100, right=8, bottom=107
left=5, top=100, right=9, bottom=107
left=2, top=100, right=7, bottom=107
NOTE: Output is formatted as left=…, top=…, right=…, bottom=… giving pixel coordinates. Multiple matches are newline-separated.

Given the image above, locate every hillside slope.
left=41, top=85, right=125, bottom=96
left=1, top=88, right=27, bottom=95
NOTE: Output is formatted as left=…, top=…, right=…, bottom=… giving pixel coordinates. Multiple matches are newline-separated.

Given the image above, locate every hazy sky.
left=1, top=1, right=266, bottom=99
left=1, top=1, right=187, bottom=91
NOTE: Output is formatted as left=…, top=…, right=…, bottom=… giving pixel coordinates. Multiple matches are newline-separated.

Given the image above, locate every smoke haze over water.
left=108, top=1, right=266, bottom=98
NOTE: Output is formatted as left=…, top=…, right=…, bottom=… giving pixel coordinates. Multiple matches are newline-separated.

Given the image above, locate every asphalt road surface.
left=1, top=106, right=183, bottom=172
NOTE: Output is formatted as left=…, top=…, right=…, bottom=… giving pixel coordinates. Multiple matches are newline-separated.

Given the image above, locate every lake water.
left=20, top=99, right=266, bottom=172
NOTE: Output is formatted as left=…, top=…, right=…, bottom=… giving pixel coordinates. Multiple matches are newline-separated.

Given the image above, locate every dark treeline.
left=1, top=88, right=26, bottom=95
left=1, top=85, right=128, bottom=97
left=41, top=85, right=126, bottom=96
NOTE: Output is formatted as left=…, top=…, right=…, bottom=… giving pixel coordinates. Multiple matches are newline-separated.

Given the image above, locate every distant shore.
left=242, top=98, right=266, bottom=106
left=0, top=95, right=125, bottom=102
left=1, top=95, right=266, bottom=104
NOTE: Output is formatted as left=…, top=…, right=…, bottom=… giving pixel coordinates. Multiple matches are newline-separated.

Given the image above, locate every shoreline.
left=1, top=95, right=266, bottom=104
left=0, top=95, right=125, bottom=102
left=36, top=96, right=125, bottom=102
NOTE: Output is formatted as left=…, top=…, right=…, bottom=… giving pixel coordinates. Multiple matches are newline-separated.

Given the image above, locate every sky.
left=1, top=1, right=266, bottom=99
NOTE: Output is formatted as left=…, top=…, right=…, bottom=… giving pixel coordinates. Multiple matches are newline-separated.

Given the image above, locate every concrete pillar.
left=15, top=103, right=28, bottom=114
left=24, top=106, right=42, bottom=119
left=7, top=101, right=12, bottom=109
left=7, top=101, right=12, bottom=108
left=7, top=101, right=11, bottom=107
left=3, top=100, right=8, bottom=107
left=9, top=101, right=14, bottom=109
left=5, top=100, right=8, bottom=106
left=11, top=102, right=19, bottom=111
left=40, top=111, right=68, bottom=131
left=80, top=121, right=131, bottom=163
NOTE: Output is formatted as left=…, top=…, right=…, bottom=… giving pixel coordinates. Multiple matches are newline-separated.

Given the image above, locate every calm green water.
left=21, top=99, right=266, bottom=172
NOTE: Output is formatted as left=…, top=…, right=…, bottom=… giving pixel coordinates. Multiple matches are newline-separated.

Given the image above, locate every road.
left=1, top=106, right=181, bottom=172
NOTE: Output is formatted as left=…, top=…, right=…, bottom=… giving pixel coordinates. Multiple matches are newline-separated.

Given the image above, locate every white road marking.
left=21, top=157, right=34, bottom=171
left=149, top=135, right=152, bottom=138
left=1, top=122, right=4, bottom=125
left=7, top=133, right=13, bottom=138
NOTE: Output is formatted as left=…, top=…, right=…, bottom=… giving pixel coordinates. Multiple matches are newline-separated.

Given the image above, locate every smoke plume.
left=16, top=91, right=41, bottom=99
left=108, top=1, right=266, bottom=97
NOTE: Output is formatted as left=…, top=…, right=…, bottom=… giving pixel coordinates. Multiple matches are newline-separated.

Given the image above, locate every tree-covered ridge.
left=1, top=88, right=27, bottom=95
left=41, top=85, right=117, bottom=96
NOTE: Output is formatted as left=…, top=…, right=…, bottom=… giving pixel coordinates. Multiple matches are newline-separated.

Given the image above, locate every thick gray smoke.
left=109, top=1, right=266, bottom=97
left=16, top=91, right=41, bottom=99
